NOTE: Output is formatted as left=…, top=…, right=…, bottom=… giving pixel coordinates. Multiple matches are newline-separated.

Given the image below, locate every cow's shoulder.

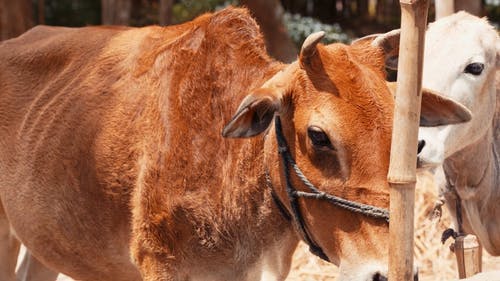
left=138, top=7, right=267, bottom=64
left=204, top=7, right=264, bottom=45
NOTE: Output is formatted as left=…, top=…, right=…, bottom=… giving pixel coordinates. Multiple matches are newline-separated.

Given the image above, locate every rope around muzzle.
left=269, top=116, right=390, bottom=261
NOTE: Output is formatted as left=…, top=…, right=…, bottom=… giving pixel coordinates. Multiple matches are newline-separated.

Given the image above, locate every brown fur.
left=0, top=7, right=469, bottom=281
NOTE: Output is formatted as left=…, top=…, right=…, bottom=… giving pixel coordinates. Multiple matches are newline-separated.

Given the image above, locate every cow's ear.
left=353, top=29, right=400, bottom=70
left=420, top=88, right=472, bottom=127
left=222, top=88, right=282, bottom=138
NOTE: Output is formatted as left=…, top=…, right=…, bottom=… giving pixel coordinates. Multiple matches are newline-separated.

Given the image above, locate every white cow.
left=418, top=12, right=500, bottom=255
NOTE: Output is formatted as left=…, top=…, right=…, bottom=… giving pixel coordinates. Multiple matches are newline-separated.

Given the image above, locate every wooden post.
left=435, top=0, right=454, bottom=19
left=387, top=1, right=429, bottom=280
left=454, top=235, right=482, bottom=279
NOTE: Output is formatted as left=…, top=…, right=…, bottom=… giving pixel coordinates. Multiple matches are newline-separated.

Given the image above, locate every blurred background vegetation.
left=0, top=0, right=498, bottom=62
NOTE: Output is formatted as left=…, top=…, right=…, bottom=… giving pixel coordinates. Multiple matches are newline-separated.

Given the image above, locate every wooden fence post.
left=387, top=0, right=429, bottom=280
left=454, top=235, right=482, bottom=279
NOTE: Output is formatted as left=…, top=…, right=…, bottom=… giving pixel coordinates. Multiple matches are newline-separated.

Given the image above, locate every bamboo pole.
left=387, top=1, right=429, bottom=280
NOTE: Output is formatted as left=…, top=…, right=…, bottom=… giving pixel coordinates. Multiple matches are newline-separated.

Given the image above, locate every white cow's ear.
left=386, top=82, right=472, bottom=127
left=420, top=88, right=472, bottom=127
left=222, top=88, right=282, bottom=138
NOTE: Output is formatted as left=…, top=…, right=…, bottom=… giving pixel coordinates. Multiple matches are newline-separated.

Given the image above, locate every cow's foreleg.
left=132, top=253, right=178, bottom=281
left=16, top=249, right=59, bottom=281
left=130, top=222, right=180, bottom=281
left=0, top=215, right=20, bottom=281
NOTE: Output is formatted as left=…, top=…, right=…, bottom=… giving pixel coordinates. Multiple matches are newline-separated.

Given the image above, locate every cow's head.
left=222, top=31, right=470, bottom=280
left=418, top=11, right=499, bottom=167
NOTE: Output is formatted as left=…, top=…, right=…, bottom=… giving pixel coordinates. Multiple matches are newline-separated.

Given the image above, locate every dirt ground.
left=17, top=172, right=500, bottom=280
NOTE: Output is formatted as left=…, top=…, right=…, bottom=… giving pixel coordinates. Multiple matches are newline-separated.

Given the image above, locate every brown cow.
left=0, top=7, right=470, bottom=281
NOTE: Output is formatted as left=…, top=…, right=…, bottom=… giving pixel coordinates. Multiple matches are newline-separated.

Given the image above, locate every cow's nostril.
left=417, top=139, right=426, bottom=154
left=372, top=272, right=388, bottom=281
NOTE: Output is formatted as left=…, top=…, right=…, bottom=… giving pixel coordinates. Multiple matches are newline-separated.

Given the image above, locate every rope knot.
left=429, top=197, right=445, bottom=221
left=441, top=228, right=459, bottom=244
left=278, top=146, right=288, bottom=153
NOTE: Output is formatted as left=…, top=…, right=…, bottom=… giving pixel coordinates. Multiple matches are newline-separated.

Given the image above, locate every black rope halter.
left=269, top=116, right=390, bottom=262
left=440, top=179, right=465, bottom=244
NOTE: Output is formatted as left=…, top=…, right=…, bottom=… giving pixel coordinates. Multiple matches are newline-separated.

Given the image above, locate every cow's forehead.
left=425, top=12, right=498, bottom=61
left=292, top=42, right=393, bottom=134
left=305, top=43, right=386, bottom=94
left=318, top=43, right=390, bottom=105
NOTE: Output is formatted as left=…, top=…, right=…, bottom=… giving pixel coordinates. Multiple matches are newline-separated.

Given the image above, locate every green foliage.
left=283, top=13, right=352, bottom=45
left=130, top=1, right=158, bottom=26
left=38, top=0, right=101, bottom=26
left=129, top=0, right=238, bottom=26
left=33, top=1, right=499, bottom=36
left=485, top=0, right=500, bottom=27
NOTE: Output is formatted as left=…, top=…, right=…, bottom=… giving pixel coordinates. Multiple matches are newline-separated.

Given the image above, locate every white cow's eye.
left=464, top=63, right=484, bottom=76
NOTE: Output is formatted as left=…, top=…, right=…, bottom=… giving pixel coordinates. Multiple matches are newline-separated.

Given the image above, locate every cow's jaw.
left=337, top=261, right=387, bottom=281
left=337, top=260, right=418, bottom=281
left=418, top=76, right=496, bottom=167
left=418, top=126, right=447, bottom=167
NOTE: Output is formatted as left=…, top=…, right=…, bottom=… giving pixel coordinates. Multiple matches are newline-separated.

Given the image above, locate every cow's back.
left=0, top=24, right=145, bottom=199
left=0, top=25, right=132, bottom=156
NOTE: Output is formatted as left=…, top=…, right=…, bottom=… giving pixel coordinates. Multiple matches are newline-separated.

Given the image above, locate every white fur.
left=418, top=12, right=498, bottom=165
left=417, top=12, right=500, bottom=255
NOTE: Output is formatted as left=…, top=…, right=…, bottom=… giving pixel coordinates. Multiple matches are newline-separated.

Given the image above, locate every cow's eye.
left=464, top=62, right=484, bottom=76
left=307, top=126, right=332, bottom=148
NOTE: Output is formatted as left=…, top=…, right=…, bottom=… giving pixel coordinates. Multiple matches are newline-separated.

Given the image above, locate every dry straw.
left=287, top=171, right=500, bottom=281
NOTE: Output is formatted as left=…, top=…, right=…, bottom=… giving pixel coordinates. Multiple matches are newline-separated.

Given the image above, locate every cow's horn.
left=300, top=31, right=325, bottom=65
left=371, top=29, right=400, bottom=54
left=371, top=29, right=400, bottom=70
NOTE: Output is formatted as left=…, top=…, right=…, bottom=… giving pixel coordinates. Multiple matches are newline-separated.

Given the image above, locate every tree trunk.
left=454, top=0, right=482, bottom=16
left=38, top=0, right=45, bottom=25
left=435, top=0, right=454, bottom=19
left=241, top=0, right=298, bottom=63
left=0, top=0, right=34, bottom=40
left=375, top=0, right=398, bottom=24
left=357, top=0, right=369, bottom=19
left=101, top=0, right=132, bottom=25
left=376, top=0, right=386, bottom=23
left=435, top=0, right=482, bottom=20
left=159, top=0, right=173, bottom=26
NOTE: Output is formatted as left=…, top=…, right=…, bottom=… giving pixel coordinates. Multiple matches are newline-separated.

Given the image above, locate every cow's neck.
left=443, top=123, right=500, bottom=254
left=125, top=67, right=298, bottom=277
